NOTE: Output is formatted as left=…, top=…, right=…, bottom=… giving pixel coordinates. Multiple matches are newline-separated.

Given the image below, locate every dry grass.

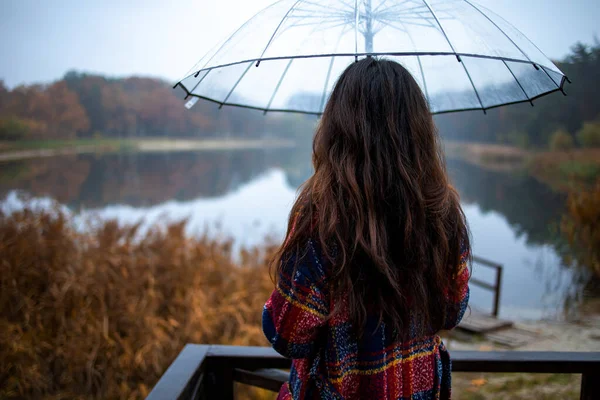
left=529, top=149, right=600, bottom=192
left=443, top=141, right=528, bottom=172
left=0, top=207, right=275, bottom=399
left=452, top=372, right=580, bottom=400
left=561, top=179, right=600, bottom=278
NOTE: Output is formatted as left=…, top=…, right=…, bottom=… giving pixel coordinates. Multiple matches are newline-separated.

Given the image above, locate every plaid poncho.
left=262, top=239, right=470, bottom=400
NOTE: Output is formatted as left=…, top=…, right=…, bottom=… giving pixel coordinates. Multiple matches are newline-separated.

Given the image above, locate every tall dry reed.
left=561, top=178, right=600, bottom=278
left=0, top=208, right=276, bottom=399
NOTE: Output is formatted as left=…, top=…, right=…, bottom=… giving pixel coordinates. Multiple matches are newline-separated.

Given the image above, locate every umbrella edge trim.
left=174, top=82, right=566, bottom=117
left=178, top=52, right=563, bottom=82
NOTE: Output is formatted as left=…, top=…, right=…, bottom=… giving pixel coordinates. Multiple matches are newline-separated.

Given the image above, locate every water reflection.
left=0, top=149, right=307, bottom=208
left=447, top=159, right=566, bottom=246
left=0, top=149, right=584, bottom=320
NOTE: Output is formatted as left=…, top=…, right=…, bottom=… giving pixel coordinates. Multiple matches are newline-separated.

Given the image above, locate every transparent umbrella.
left=175, top=0, right=568, bottom=115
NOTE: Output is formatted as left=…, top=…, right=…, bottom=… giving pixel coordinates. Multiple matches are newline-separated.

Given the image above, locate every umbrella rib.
left=354, top=0, right=359, bottom=61
left=420, top=0, right=459, bottom=60
left=319, top=57, right=336, bottom=112
left=187, top=70, right=211, bottom=98
left=319, top=25, right=351, bottom=112
left=287, top=20, right=350, bottom=30
left=180, top=40, right=221, bottom=81
left=465, top=1, right=569, bottom=83
left=301, top=0, right=350, bottom=12
left=290, top=11, right=349, bottom=20
left=179, top=0, right=284, bottom=81
left=381, top=18, right=430, bottom=105
left=416, top=56, right=430, bottom=106
left=539, top=65, right=565, bottom=93
left=339, top=0, right=356, bottom=10
left=502, top=60, right=533, bottom=105
left=462, top=0, right=535, bottom=66
left=264, top=58, right=294, bottom=113
left=460, top=63, right=486, bottom=113
left=421, top=0, right=486, bottom=113
left=219, top=62, right=254, bottom=107
left=372, top=0, right=387, bottom=13
left=256, top=0, right=303, bottom=67
left=376, top=20, right=408, bottom=33
left=377, top=16, right=435, bottom=29
left=266, top=18, right=347, bottom=113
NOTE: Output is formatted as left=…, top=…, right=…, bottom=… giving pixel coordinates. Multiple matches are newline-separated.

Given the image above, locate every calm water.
left=0, top=148, right=585, bottom=321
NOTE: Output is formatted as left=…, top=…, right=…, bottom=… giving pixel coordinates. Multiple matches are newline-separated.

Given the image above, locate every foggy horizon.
left=1, top=0, right=598, bottom=89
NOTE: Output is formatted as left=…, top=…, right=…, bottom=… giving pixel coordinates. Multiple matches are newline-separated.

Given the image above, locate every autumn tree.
left=0, top=82, right=89, bottom=139
left=45, top=82, right=90, bottom=137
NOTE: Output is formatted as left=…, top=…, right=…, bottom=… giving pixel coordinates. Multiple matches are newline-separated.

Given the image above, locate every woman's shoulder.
left=282, top=237, right=329, bottom=282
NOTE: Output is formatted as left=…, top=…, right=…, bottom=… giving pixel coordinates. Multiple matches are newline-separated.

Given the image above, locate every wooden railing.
left=471, top=255, right=503, bottom=317
left=146, top=345, right=600, bottom=400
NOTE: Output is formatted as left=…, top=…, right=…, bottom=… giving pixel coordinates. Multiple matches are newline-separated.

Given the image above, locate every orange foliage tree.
left=0, top=82, right=89, bottom=139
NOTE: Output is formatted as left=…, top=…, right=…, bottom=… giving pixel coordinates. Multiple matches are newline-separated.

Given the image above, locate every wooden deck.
left=485, top=326, right=542, bottom=348
left=455, top=256, right=545, bottom=348
left=457, top=311, right=544, bottom=348
left=459, top=311, right=513, bottom=334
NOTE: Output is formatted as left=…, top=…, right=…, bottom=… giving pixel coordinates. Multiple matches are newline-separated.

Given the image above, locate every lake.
left=0, top=147, right=586, bottom=321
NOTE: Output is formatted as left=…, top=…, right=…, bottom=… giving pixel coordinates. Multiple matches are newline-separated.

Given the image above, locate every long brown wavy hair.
left=274, top=57, right=469, bottom=338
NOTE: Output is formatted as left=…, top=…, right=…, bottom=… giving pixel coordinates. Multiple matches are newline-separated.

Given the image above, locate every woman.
left=262, top=57, right=470, bottom=400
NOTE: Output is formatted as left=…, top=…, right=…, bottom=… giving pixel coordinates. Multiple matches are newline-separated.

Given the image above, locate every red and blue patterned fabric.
left=262, top=238, right=470, bottom=399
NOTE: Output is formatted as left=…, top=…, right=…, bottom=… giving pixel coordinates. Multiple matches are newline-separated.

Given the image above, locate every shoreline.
left=0, top=137, right=297, bottom=162
left=443, top=140, right=600, bottom=192
left=448, top=316, right=600, bottom=352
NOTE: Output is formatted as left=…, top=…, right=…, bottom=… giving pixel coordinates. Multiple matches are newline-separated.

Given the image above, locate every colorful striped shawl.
left=262, top=239, right=470, bottom=400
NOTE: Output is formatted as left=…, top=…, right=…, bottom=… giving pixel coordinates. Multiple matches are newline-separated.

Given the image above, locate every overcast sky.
left=1, top=0, right=598, bottom=88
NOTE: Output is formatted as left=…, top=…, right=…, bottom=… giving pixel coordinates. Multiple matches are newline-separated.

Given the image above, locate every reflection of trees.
left=447, top=159, right=566, bottom=246
left=0, top=151, right=291, bottom=208
left=0, top=155, right=92, bottom=204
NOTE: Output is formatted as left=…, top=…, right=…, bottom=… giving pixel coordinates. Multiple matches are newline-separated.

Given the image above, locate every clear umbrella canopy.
left=176, top=0, right=567, bottom=115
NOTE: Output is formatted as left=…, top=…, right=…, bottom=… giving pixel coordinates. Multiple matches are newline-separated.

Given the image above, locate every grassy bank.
left=443, top=140, right=600, bottom=192
left=453, top=372, right=580, bottom=400
left=443, top=141, right=529, bottom=172
left=529, top=149, right=600, bottom=192
left=0, top=138, right=134, bottom=162
left=0, top=138, right=130, bottom=152
left=0, top=138, right=296, bottom=162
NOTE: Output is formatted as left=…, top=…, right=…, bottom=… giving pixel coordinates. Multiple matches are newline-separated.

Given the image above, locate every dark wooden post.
left=470, top=256, right=504, bottom=318
left=146, top=344, right=209, bottom=400
left=492, top=264, right=503, bottom=318
left=580, top=372, right=599, bottom=400
left=205, top=358, right=235, bottom=400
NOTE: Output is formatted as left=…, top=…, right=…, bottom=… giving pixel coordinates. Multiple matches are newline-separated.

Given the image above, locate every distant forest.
left=0, top=74, right=315, bottom=142
left=0, top=40, right=598, bottom=148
